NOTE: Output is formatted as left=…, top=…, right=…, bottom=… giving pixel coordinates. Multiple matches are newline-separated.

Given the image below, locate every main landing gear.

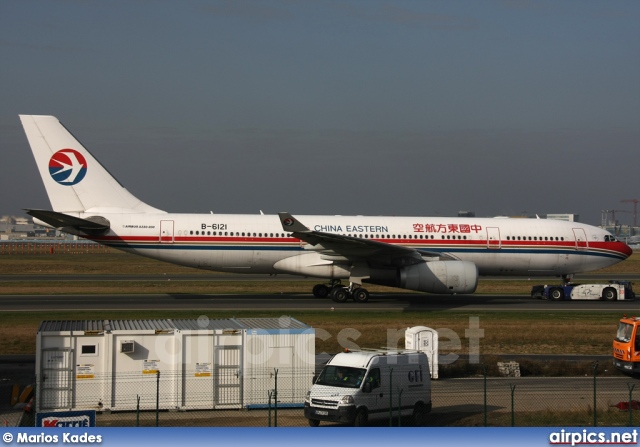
left=312, top=280, right=370, bottom=303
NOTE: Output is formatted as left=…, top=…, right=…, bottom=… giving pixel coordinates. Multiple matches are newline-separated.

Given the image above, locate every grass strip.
left=0, top=309, right=625, bottom=359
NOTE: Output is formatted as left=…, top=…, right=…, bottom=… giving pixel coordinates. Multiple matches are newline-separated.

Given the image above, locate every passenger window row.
left=179, top=232, right=576, bottom=243
left=506, top=236, right=565, bottom=241
left=183, top=231, right=290, bottom=237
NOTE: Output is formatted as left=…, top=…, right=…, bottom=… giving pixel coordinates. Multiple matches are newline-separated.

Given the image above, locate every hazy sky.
left=1, top=0, right=638, bottom=226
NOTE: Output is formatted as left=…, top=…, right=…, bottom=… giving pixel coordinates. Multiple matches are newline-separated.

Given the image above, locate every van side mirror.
left=312, top=374, right=317, bottom=384
left=362, top=382, right=372, bottom=393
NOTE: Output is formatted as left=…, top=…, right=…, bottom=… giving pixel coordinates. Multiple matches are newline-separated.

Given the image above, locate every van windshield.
left=316, top=365, right=367, bottom=389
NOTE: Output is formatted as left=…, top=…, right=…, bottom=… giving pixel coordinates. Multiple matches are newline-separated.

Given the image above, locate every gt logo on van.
left=408, top=365, right=425, bottom=383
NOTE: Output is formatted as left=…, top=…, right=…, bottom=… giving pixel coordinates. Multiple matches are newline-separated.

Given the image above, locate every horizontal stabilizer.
left=25, top=209, right=110, bottom=233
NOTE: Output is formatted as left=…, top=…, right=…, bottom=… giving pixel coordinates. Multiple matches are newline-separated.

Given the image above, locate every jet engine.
left=369, top=261, right=478, bottom=294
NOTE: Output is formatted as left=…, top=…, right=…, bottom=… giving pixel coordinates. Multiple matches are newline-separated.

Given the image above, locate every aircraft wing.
left=26, top=209, right=110, bottom=234
left=278, top=212, right=452, bottom=266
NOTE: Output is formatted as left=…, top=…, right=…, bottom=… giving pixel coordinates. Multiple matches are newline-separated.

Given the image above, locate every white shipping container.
left=35, top=318, right=315, bottom=412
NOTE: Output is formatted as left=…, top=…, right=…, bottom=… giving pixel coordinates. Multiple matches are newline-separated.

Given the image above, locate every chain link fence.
left=4, top=367, right=638, bottom=427
left=0, top=241, right=111, bottom=255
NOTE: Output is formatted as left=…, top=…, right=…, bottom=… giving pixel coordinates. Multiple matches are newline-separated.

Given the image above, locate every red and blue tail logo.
left=49, top=149, right=87, bottom=186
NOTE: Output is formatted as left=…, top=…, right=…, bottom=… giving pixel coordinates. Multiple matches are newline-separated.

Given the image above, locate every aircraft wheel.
left=352, top=288, right=370, bottom=303
left=602, top=287, right=617, bottom=301
left=312, top=284, right=330, bottom=298
left=331, top=287, right=350, bottom=303
left=549, top=288, right=564, bottom=301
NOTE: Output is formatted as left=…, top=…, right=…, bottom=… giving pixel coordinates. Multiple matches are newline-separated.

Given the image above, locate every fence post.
left=35, top=374, right=40, bottom=418
left=628, top=383, right=636, bottom=427
left=510, top=384, right=516, bottom=427
left=389, top=367, right=394, bottom=427
left=136, top=396, right=140, bottom=427
left=273, top=368, right=278, bottom=428
left=267, top=390, right=273, bottom=427
left=397, top=389, right=403, bottom=427
left=592, top=361, right=598, bottom=427
left=156, top=371, right=160, bottom=427
left=483, top=364, right=488, bottom=427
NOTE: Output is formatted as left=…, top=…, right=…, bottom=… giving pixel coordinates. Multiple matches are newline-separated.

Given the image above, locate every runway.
left=1, top=270, right=637, bottom=311
left=1, top=272, right=638, bottom=282
left=0, top=292, right=637, bottom=312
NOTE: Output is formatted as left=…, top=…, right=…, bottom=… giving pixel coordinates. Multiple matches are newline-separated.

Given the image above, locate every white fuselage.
left=82, top=212, right=630, bottom=278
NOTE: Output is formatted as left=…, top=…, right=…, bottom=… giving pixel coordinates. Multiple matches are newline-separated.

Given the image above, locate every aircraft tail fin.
left=19, top=115, right=164, bottom=214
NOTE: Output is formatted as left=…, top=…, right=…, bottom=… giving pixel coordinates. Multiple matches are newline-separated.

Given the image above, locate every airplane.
left=19, top=115, right=633, bottom=303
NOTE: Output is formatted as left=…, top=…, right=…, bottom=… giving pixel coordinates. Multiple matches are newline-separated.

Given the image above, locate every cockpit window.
left=604, top=235, right=618, bottom=242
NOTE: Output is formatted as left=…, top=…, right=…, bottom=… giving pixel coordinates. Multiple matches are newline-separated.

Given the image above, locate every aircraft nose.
left=620, top=241, right=633, bottom=258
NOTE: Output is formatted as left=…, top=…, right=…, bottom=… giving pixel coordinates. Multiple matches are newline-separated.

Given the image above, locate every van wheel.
left=602, top=287, right=617, bottom=301
left=412, top=402, right=428, bottom=426
left=308, top=418, right=320, bottom=427
left=352, top=408, right=368, bottom=427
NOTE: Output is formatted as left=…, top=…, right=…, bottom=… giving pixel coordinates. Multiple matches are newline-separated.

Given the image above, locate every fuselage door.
left=486, top=227, right=501, bottom=249
left=572, top=228, right=588, bottom=251
left=160, top=220, right=175, bottom=244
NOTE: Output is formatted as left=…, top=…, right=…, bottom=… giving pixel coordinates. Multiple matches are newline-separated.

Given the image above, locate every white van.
left=304, top=349, right=432, bottom=426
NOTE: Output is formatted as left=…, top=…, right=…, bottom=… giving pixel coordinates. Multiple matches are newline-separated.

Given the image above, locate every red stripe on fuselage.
left=86, top=234, right=631, bottom=258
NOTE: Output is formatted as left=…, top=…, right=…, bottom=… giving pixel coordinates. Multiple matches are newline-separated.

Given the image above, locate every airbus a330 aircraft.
left=20, top=115, right=632, bottom=303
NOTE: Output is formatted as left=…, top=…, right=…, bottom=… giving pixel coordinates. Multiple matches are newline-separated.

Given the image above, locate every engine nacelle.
left=399, top=261, right=478, bottom=294
left=273, top=253, right=350, bottom=279
left=369, top=261, right=478, bottom=294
